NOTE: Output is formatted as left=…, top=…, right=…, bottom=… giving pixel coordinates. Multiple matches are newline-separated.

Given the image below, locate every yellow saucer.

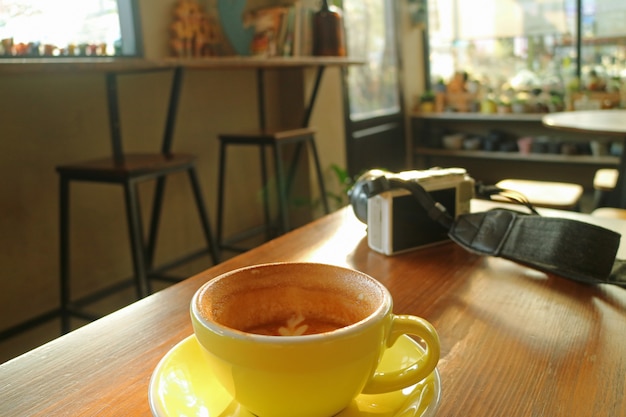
left=149, top=334, right=441, bottom=417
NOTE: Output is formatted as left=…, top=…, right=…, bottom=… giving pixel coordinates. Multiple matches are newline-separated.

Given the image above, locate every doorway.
left=342, top=0, right=406, bottom=177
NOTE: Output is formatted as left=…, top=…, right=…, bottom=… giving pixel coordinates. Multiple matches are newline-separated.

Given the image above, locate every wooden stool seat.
left=592, top=168, right=619, bottom=208
left=56, top=153, right=197, bottom=181
left=218, top=127, right=319, bottom=144
left=590, top=207, right=626, bottom=219
left=217, top=127, right=329, bottom=252
left=495, top=179, right=584, bottom=210
left=593, top=168, right=618, bottom=191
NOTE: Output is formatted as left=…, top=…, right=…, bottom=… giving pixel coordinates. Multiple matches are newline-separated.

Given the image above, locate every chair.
left=57, top=67, right=219, bottom=333
left=216, top=127, right=329, bottom=252
left=590, top=207, right=626, bottom=219
left=592, top=168, right=618, bottom=208
left=495, top=179, right=584, bottom=210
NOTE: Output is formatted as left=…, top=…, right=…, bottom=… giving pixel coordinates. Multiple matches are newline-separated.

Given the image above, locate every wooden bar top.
left=2, top=202, right=625, bottom=416
left=167, top=56, right=365, bottom=69
left=0, top=56, right=364, bottom=74
left=0, top=57, right=170, bottom=74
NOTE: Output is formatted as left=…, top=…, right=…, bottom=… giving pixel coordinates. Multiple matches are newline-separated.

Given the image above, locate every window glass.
left=580, top=0, right=626, bottom=88
left=428, top=0, right=575, bottom=94
left=344, top=0, right=401, bottom=120
left=0, top=0, right=140, bottom=57
left=427, top=0, right=626, bottom=109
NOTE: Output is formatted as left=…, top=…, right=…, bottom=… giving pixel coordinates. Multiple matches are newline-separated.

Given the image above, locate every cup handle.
left=362, top=314, right=440, bottom=394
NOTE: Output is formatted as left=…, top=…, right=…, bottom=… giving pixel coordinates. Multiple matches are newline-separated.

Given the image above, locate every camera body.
left=366, top=168, right=474, bottom=255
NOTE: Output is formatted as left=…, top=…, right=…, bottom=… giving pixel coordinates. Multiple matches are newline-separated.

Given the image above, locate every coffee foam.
left=197, top=263, right=383, bottom=335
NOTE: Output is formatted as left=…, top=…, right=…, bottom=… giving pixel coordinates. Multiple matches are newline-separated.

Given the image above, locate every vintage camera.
left=350, top=167, right=475, bottom=255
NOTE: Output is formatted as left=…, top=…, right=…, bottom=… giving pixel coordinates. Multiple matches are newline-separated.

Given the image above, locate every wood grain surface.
left=2, top=205, right=625, bottom=416
left=0, top=56, right=363, bottom=74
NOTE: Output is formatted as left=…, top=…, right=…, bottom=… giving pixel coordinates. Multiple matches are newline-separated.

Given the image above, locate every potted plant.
left=419, top=90, right=436, bottom=113
left=511, top=97, right=527, bottom=114
left=497, top=98, right=512, bottom=114
left=548, top=93, right=564, bottom=112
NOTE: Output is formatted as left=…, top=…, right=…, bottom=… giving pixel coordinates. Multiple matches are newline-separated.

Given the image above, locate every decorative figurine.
left=170, top=0, right=220, bottom=57
left=447, top=71, right=468, bottom=93
left=1, top=38, right=13, bottom=56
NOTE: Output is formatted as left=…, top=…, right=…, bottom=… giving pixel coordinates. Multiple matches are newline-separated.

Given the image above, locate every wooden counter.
left=0, top=56, right=364, bottom=74
left=2, top=202, right=625, bottom=416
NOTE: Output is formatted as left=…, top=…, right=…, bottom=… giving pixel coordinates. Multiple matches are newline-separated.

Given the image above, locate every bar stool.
left=592, top=168, right=618, bottom=208
left=495, top=178, right=584, bottom=210
left=216, top=127, right=329, bottom=252
left=57, top=68, right=219, bottom=333
left=591, top=207, right=626, bottom=219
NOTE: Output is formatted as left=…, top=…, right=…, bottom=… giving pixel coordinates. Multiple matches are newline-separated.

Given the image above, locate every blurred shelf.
left=414, top=147, right=619, bottom=165
left=411, top=112, right=545, bottom=122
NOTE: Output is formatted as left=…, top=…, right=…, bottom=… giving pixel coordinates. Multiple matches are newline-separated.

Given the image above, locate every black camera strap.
left=359, top=175, right=626, bottom=288
left=450, top=209, right=623, bottom=286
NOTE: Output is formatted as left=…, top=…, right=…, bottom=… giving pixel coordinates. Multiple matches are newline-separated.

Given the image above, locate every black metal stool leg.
left=286, top=142, right=304, bottom=196
left=259, top=145, right=272, bottom=240
left=123, top=181, right=151, bottom=298
left=285, top=135, right=329, bottom=215
left=59, top=175, right=71, bottom=334
left=308, top=137, right=330, bottom=214
left=187, top=166, right=220, bottom=264
left=273, top=143, right=290, bottom=233
left=146, top=176, right=166, bottom=271
left=216, top=140, right=227, bottom=248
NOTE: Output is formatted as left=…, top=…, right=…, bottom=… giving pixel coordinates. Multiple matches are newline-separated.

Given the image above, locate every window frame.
left=0, top=0, right=143, bottom=58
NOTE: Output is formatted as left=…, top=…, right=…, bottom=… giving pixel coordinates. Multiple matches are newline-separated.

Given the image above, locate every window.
left=0, top=0, right=141, bottom=57
left=426, top=0, right=626, bottom=108
left=344, top=0, right=401, bottom=120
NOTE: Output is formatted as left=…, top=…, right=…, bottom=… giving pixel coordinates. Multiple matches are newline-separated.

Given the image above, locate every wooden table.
left=542, top=109, right=626, bottom=136
left=543, top=109, right=626, bottom=207
left=2, top=202, right=626, bottom=416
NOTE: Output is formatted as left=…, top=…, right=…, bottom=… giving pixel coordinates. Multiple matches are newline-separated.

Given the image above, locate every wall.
left=0, top=0, right=350, bottom=334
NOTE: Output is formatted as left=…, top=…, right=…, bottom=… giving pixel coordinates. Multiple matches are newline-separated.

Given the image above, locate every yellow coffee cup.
left=190, top=262, right=440, bottom=417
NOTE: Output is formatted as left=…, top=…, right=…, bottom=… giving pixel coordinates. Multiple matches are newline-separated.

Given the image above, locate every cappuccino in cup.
left=191, top=262, right=440, bottom=417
